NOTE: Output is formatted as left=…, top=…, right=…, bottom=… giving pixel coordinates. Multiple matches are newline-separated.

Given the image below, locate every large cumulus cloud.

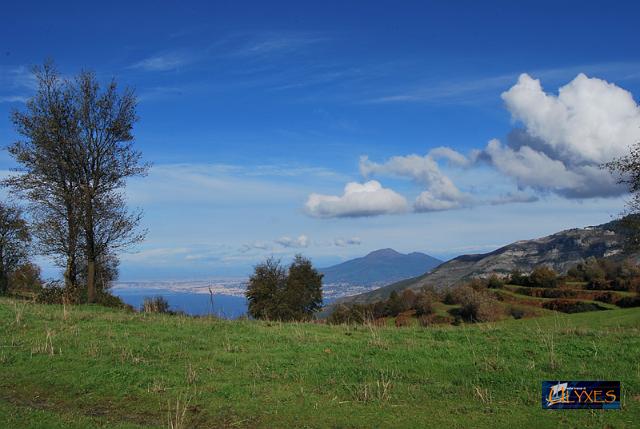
left=485, top=73, right=638, bottom=197
left=304, top=180, right=409, bottom=218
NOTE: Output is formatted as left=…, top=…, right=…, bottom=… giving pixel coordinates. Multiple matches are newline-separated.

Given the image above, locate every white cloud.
left=126, top=163, right=320, bottom=205
left=304, top=180, right=409, bottom=218
left=239, top=241, right=271, bottom=253
left=0, top=95, right=28, bottom=103
left=360, top=148, right=472, bottom=212
left=130, top=53, right=191, bottom=72
left=484, top=73, right=639, bottom=198
left=333, top=237, right=361, bottom=247
left=275, top=235, right=309, bottom=248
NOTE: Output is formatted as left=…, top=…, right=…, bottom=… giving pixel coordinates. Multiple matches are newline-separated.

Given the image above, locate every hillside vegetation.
left=0, top=298, right=638, bottom=428
left=338, top=219, right=629, bottom=306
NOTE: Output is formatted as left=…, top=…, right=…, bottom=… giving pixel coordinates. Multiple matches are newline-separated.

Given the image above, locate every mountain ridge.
left=320, top=248, right=443, bottom=286
left=335, top=218, right=632, bottom=305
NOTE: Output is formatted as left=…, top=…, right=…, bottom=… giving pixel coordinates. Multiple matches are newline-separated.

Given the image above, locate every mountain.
left=336, top=219, right=630, bottom=305
left=320, top=248, right=442, bottom=286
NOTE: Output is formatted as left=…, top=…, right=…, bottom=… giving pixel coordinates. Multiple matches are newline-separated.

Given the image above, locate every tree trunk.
left=64, top=203, right=79, bottom=300
left=0, top=257, right=7, bottom=295
left=87, top=258, right=96, bottom=303
left=0, top=275, right=7, bottom=295
left=63, top=254, right=77, bottom=300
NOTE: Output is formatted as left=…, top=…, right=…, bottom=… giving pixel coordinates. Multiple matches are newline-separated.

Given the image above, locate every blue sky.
left=1, top=1, right=639, bottom=280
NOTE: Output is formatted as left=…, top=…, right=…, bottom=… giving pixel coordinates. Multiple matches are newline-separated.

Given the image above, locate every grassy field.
left=0, top=298, right=638, bottom=428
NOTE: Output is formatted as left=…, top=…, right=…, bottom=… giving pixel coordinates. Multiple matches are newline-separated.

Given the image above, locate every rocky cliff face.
left=337, top=219, right=629, bottom=305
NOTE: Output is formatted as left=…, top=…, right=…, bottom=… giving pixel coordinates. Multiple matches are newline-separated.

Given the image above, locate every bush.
left=417, top=314, right=432, bottom=327
left=328, top=303, right=371, bottom=325
left=593, top=292, right=616, bottom=304
left=96, top=292, right=133, bottom=310
left=542, top=300, right=607, bottom=313
left=36, top=282, right=65, bottom=304
left=142, top=296, right=171, bottom=313
left=450, top=285, right=502, bottom=322
left=509, top=307, right=525, bottom=319
left=400, top=289, right=417, bottom=311
left=543, top=289, right=577, bottom=298
left=327, top=304, right=351, bottom=325
left=487, top=275, right=504, bottom=289
left=385, top=291, right=404, bottom=317
left=394, top=313, right=411, bottom=327
left=509, top=269, right=529, bottom=286
left=528, top=266, right=558, bottom=288
left=586, top=277, right=610, bottom=290
left=443, top=285, right=474, bottom=305
left=414, top=292, right=434, bottom=316
left=9, top=262, right=43, bottom=292
left=615, top=295, right=640, bottom=308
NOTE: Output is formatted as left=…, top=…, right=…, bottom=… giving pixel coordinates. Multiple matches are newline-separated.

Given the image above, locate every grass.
left=0, top=297, right=638, bottom=428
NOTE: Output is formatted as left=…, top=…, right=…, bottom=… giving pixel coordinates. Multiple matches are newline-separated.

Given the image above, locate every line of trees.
left=1, top=61, right=148, bottom=303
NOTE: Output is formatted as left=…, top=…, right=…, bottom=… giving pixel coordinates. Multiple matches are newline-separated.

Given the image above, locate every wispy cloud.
left=0, top=95, right=28, bottom=103
left=230, top=32, right=329, bottom=59
left=367, top=74, right=515, bottom=104
left=0, top=65, right=37, bottom=103
left=365, top=62, right=640, bottom=105
left=129, top=52, right=193, bottom=72
left=333, top=237, right=361, bottom=247
left=275, top=235, right=309, bottom=248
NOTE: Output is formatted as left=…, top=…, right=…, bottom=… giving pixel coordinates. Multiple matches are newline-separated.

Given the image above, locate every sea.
left=112, top=278, right=376, bottom=318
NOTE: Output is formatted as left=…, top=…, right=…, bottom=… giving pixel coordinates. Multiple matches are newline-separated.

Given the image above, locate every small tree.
left=400, top=288, right=417, bottom=311
left=283, top=255, right=323, bottom=321
left=6, top=62, right=148, bottom=303
left=385, top=290, right=404, bottom=317
left=246, top=257, right=287, bottom=320
left=245, top=255, right=323, bottom=321
left=529, top=266, right=558, bottom=288
left=0, top=204, right=31, bottom=295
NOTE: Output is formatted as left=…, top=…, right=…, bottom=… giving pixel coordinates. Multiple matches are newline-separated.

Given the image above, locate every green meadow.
left=0, top=298, right=638, bottom=428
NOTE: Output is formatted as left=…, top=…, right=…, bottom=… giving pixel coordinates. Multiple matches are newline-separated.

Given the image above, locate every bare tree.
left=6, top=62, right=82, bottom=293
left=5, top=62, right=148, bottom=302
left=0, top=203, right=31, bottom=295
left=70, top=71, right=149, bottom=302
left=606, top=141, right=640, bottom=249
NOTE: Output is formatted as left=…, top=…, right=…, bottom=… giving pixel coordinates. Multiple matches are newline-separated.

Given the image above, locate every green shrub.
left=142, top=296, right=171, bottom=313
left=542, top=300, right=607, bottom=313
left=509, top=307, right=525, bottom=319
left=449, top=285, right=502, bottom=322
left=487, top=275, right=504, bottom=289
left=528, top=266, right=558, bottom=288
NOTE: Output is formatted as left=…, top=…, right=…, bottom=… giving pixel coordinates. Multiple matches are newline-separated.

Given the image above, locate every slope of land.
left=0, top=298, right=638, bottom=428
left=320, top=248, right=442, bottom=286
left=338, top=219, right=629, bottom=305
